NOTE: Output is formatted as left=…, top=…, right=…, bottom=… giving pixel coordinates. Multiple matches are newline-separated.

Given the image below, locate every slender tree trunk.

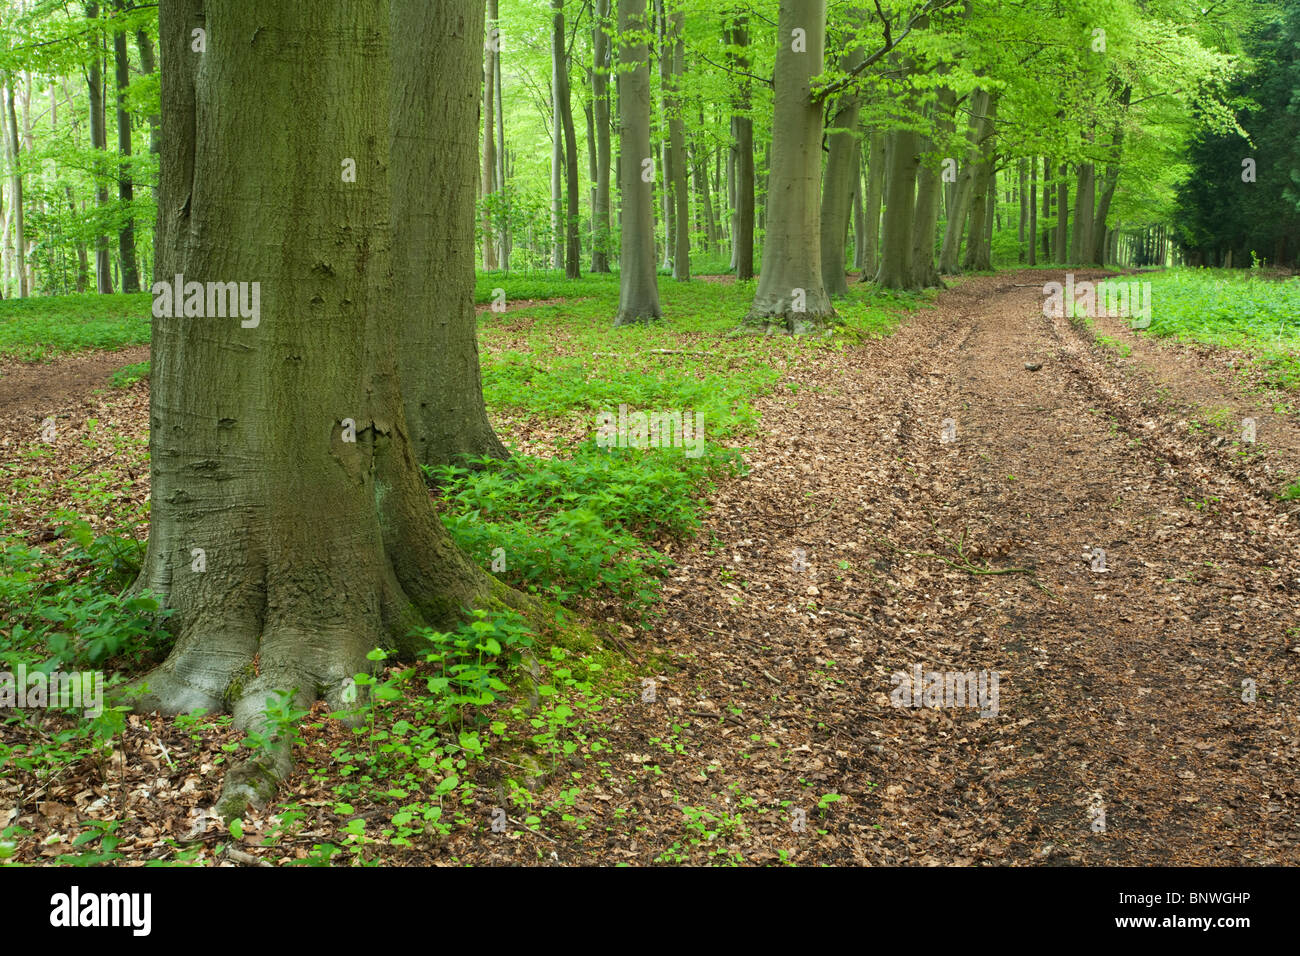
left=729, top=14, right=754, bottom=281
left=1028, top=155, right=1037, bottom=266
left=614, top=0, right=661, bottom=324
left=86, top=3, right=112, bottom=293
left=553, top=0, right=581, bottom=278
left=938, top=88, right=989, bottom=275
left=3, top=76, right=24, bottom=298
left=591, top=0, right=612, bottom=271
left=961, top=94, right=998, bottom=272
left=112, top=5, right=140, bottom=293
left=1017, top=157, right=1028, bottom=261
left=1055, top=163, right=1069, bottom=264
left=749, top=0, right=834, bottom=331
left=860, top=129, right=883, bottom=278
left=481, top=0, right=499, bottom=270
left=909, top=86, right=953, bottom=289
left=819, top=44, right=864, bottom=297
left=394, top=0, right=508, bottom=468
left=137, top=0, right=518, bottom=751
left=851, top=139, right=865, bottom=271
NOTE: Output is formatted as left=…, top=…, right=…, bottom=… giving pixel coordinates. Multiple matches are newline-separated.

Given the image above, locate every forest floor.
left=3, top=270, right=1299, bottom=865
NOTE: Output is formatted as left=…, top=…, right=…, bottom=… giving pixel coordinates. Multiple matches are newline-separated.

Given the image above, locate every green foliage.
left=429, top=442, right=744, bottom=609
left=109, top=360, right=150, bottom=388
left=0, top=293, right=151, bottom=360
left=0, top=521, right=169, bottom=671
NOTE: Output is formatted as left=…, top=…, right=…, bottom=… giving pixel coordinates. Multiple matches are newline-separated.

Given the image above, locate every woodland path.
left=4, top=273, right=1298, bottom=865
left=470, top=270, right=1300, bottom=865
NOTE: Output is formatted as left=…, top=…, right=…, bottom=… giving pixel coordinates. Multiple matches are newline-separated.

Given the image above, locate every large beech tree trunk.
left=749, top=0, right=835, bottom=332
left=136, top=0, right=515, bottom=733
left=614, top=0, right=661, bottom=324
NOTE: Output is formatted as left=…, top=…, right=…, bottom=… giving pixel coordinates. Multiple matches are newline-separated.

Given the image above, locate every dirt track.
left=466, top=271, right=1300, bottom=865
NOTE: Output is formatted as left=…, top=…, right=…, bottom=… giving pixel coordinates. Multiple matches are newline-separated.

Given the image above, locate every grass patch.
left=0, top=293, right=151, bottom=361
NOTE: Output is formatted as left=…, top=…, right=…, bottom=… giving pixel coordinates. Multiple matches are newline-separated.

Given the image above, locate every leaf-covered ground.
left=3, top=271, right=1298, bottom=865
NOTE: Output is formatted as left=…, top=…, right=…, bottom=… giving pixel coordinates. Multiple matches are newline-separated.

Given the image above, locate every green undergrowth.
left=1127, top=269, right=1300, bottom=391
left=2, top=272, right=921, bottom=863
left=428, top=442, right=746, bottom=612
left=0, top=293, right=151, bottom=361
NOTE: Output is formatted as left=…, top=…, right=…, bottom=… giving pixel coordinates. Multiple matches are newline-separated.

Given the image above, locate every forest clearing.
left=0, top=0, right=1294, bottom=922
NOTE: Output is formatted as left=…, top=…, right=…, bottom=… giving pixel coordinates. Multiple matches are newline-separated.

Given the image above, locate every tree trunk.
left=136, top=0, right=517, bottom=746
left=860, top=129, right=883, bottom=278
left=553, top=0, right=581, bottom=278
left=909, top=86, right=953, bottom=289
left=591, top=0, right=612, bottom=272
left=729, top=14, right=754, bottom=281
left=86, top=3, right=113, bottom=293
left=1041, top=156, right=1050, bottom=261
left=1017, top=157, right=1027, bottom=261
left=1028, top=155, right=1037, bottom=266
left=481, top=0, right=499, bottom=270
left=937, top=88, right=989, bottom=275
left=136, top=29, right=161, bottom=158
left=1055, top=163, right=1068, bottom=263
left=876, top=126, right=919, bottom=289
left=851, top=139, right=865, bottom=271
left=112, top=5, right=140, bottom=293
left=1070, top=155, right=1096, bottom=265
left=3, top=76, right=24, bottom=298
left=614, top=0, right=661, bottom=324
left=749, top=0, right=834, bottom=332
left=393, top=0, right=508, bottom=468
left=819, top=45, right=864, bottom=297
left=961, top=95, right=998, bottom=272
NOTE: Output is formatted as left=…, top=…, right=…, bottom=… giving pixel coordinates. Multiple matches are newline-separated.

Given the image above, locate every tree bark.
left=851, top=139, right=865, bottom=271
left=937, top=88, right=989, bottom=275
left=1027, top=154, right=1037, bottom=266
left=553, top=0, right=581, bottom=278
left=1055, top=163, right=1068, bottom=263
left=112, top=4, right=141, bottom=293
left=481, top=0, right=499, bottom=270
left=86, top=2, right=113, bottom=293
left=876, top=126, right=919, bottom=289
left=591, top=0, right=612, bottom=272
left=393, top=0, right=508, bottom=468
left=909, top=86, right=953, bottom=289
left=749, top=0, right=834, bottom=332
left=614, top=0, right=662, bottom=324
left=961, top=94, right=998, bottom=272
left=1070, top=153, right=1095, bottom=265
left=3, top=76, right=24, bottom=298
left=728, top=13, right=754, bottom=281
left=819, top=45, right=864, bottom=297
left=136, top=0, right=517, bottom=739
left=859, top=129, right=883, bottom=278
